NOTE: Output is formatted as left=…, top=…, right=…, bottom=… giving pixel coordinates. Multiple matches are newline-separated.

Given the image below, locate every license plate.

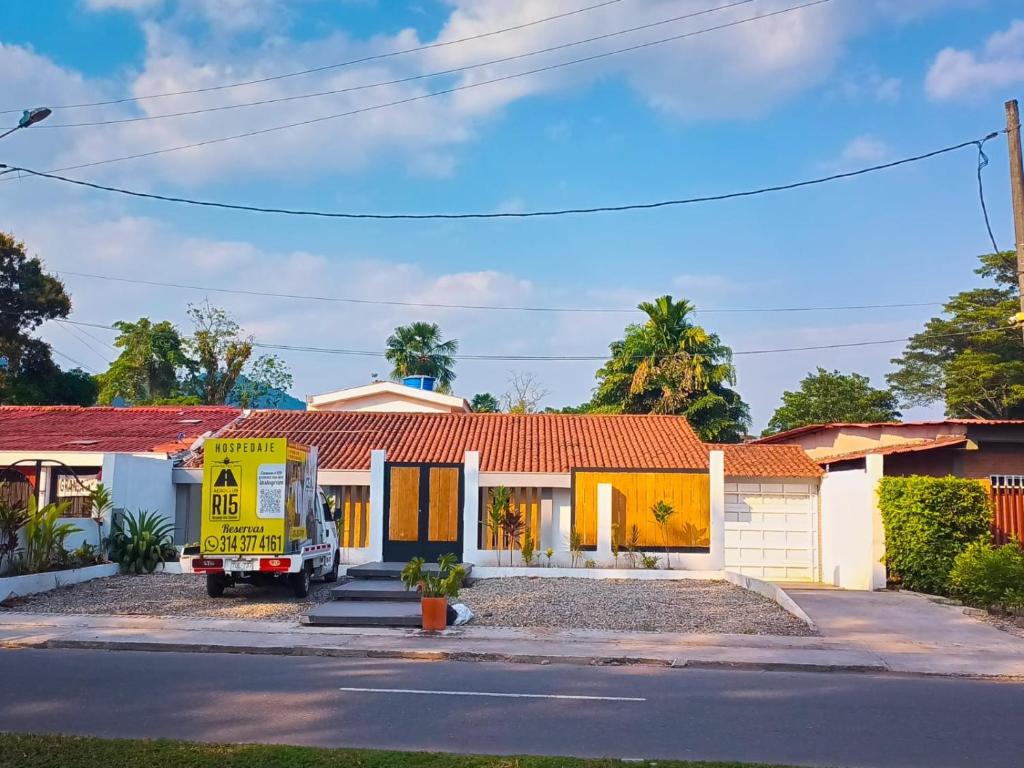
left=232, top=559, right=257, bottom=571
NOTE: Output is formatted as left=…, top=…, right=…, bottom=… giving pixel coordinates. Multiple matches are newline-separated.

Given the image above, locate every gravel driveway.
left=461, top=577, right=814, bottom=635
left=2, top=574, right=332, bottom=622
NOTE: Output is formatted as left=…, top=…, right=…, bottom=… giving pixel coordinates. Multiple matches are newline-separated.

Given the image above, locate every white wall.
left=819, top=455, right=885, bottom=590
left=101, top=453, right=176, bottom=544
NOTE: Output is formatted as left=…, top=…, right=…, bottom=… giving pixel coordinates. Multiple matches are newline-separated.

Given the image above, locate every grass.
left=0, top=733, right=798, bottom=768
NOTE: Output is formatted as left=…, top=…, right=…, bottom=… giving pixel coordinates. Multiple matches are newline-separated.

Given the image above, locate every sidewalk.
left=2, top=600, right=1022, bottom=678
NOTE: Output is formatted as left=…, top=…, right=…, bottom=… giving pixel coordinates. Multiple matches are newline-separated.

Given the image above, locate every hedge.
left=878, top=475, right=991, bottom=595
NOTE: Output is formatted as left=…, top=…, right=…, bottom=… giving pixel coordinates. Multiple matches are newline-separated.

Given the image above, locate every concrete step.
left=346, top=561, right=474, bottom=580
left=331, top=579, right=419, bottom=602
left=303, top=600, right=422, bottom=627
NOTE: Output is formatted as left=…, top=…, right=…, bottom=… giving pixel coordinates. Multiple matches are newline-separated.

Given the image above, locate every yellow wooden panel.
left=388, top=467, right=420, bottom=542
left=428, top=467, right=459, bottom=542
left=574, top=471, right=710, bottom=549
left=479, top=487, right=540, bottom=550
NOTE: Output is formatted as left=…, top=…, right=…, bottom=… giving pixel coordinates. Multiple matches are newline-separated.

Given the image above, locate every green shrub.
left=111, top=510, right=175, bottom=574
left=878, top=476, right=991, bottom=595
left=949, top=541, right=1024, bottom=611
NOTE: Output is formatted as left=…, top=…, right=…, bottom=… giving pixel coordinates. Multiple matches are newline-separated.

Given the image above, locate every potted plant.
left=400, top=554, right=466, bottom=631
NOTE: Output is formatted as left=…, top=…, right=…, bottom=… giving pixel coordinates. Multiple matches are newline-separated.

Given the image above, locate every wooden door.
left=383, top=463, right=463, bottom=561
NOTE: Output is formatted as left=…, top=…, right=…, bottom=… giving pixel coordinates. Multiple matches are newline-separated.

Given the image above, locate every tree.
left=589, top=295, right=750, bottom=441
left=183, top=303, right=291, bottom=406
left=501, top=371, right=547, bottom=413
left=888, top=251, right=1024, bottom=419
left=0, top=232, right=93, bottom=405
left=384, top=322, right=458, bottom=391
left=96, top=318, right=192, bottom=405
left=764, top=368, right=901, bottom=436
left=470, top=392, right=500, bottom=413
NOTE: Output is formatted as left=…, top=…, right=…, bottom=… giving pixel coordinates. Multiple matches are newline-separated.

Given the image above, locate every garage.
left=724, top=479, right=818, bottom=582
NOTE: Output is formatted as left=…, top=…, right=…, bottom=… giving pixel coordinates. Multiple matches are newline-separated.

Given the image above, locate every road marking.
left=338, top=687, right=644, bottom=702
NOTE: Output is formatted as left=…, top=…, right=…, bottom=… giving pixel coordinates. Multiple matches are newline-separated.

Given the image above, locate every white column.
left=709, top=450, right=726, bottom=570
left=539, top=491, right=554, bottom=552
left=867, top=453, right=886, bottom=590
left=462, top=451, right=481, bottom=564
left=556, top=488, right=572, bottom=557
left=367, top=449, right=386, bottom=562
left=596, top=482, right=613, bottom=562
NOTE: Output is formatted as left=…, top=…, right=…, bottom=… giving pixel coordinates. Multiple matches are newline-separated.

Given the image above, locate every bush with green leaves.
left=111, top=510, right=175, bottom=574
left=19, top=499, right=80, bottom=575
left=400, top=553, right=465, bottom=599
left=0, top=489, right=30, bottom=573
left=949, top=541, right=1024, bottom=612
left=878, top=476, right=992, bottom=594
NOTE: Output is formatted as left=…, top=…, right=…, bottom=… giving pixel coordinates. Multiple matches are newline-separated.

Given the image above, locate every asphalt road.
left=0, top=648, right=1021, bottom=768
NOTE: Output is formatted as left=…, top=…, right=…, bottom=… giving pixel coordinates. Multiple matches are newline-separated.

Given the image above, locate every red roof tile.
left=195, top=411, right=710, bottom=473
left=0, top=406, right=241, bottom=454
left=715, top=443, right=823, bottom=478
left=815, top=435, right=969, bottom=465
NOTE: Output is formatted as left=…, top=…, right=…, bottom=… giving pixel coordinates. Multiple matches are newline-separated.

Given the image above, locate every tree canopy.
left=97, top=318, right=191, bottom=405
left=384, top=321, right=458, bottom=391
left=588, top=295, right=750, bottom=441
left=888, top=251, right=1024, bottom=419
left=470, top=392, right=500, bottom=413
left=763, top=368, right=901, bottom=436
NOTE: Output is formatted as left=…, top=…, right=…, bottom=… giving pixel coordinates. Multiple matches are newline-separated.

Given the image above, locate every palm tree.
left=384, top=322, right=458, bottom=391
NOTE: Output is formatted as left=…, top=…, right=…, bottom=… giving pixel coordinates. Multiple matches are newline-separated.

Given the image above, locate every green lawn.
left=0, top=733, right=798, bottom=768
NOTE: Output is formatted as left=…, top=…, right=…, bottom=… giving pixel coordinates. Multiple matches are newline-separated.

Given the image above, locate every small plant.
left=544, top=547, right=555, bottom=567
left=0, top=489, right=29, bottom=573
left=584, top=558, right=596, bottom=569
left=611, top=523, right=620, bottom=568
left=487, top=486, right=512, bottom=566
left=949, top=541, right=1024, bottom=612
left=70, top=542, right=103, bottom=568
left=625, top=523, right=641, bottom=569
left=569, top=528, right=583, bottom=568
left=111, top=510, right=175, bottom=574
left=520, top=530, right=536, bottom=567
left=500, top=507, right=526, bottom=561
left=651, top=500, right=676, bottom=569
left=400, top=553, right=466, bottom=599
left=21, top=498, right=79, bottom=575
left=87, top=483, right=113, bottom=559
left=641, top=553, right=660, bottom=569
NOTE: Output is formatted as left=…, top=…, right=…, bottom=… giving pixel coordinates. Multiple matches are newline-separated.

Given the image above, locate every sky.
left=1, top=0, right=1022, bottom=431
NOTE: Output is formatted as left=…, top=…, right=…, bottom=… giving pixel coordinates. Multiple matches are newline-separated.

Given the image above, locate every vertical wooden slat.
left=388, top=467, right=420, bottom=542
left=428, top=467, right=459, bottom=542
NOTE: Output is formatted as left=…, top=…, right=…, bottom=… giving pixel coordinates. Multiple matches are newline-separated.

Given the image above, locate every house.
left=176, top=410, right=823, bottom=581
left=306, top=379, right=470, bottom=414
left=755, top=420, right=1024, bottom=590
left=0, top=405, right=240, bottom=549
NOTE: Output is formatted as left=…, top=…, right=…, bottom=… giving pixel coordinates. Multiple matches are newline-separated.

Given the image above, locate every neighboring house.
left=306, top=380, right=470, bottom=414
left=755, top=420, right=1024, bottom=590
left=177, top=411, right=822, bottom=580
left=0, top=405, right=240, bottom=548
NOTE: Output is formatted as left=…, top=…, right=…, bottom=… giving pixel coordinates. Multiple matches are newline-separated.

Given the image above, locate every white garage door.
left=724, top=479, right=817, bottom=582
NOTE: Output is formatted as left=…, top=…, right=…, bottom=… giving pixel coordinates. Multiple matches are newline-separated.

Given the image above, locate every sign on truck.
left=181, top=437, right=339, bottom=598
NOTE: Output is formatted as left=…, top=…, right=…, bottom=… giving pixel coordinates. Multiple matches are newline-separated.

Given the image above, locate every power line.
left=49, top=345, right=95, bottom=373
left=43, top=0, right=755, bottom=129
left=0, top=0, right=625, bottom=116
left=54, top=270, right=944, bottom=314
left=3, top=129, right=996, bottom=221
left=0, top=0, right=829, bottom=177
left=53, top=320, right=113, bottom=365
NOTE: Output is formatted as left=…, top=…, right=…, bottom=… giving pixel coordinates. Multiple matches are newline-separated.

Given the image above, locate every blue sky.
left=1, top=0, right=1022, bottom=430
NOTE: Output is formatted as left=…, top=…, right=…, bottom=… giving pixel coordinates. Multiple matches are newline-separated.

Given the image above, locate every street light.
left=0, top=107, right=52, bottom=141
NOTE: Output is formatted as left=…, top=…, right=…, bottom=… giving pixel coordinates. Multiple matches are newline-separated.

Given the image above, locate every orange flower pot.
left=421, top=596, right=448, bottom=631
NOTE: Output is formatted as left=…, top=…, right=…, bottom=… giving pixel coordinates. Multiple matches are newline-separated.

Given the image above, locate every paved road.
left=1, top=648, right=1021, bottom=768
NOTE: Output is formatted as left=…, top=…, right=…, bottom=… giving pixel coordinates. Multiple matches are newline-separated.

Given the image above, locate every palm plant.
left=384, top=322, right=458, bottom=391
left=651, top=500, right=676, bottom=569
left=487, top=486, right=511, bottom=565
left=22, top=498, right=79, bottom=574
left=625, top=523, right=642, bottom=569
left=88, top=483, right=113, bottom=559
left=400, top=554, right=465, bottom=598
left=111, top=510, right=175, bottom=574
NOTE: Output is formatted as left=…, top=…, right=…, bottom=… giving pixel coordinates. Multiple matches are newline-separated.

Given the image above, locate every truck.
left=181, top=437, right=340, bottom=598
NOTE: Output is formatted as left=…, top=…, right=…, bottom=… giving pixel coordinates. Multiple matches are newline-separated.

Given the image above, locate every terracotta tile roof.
left=193, top=411, right=710, bottom=473
left=714, top=444, right=823, bottom=478
left=754, top=419, right=1024, bottom=444
left=815, top=435, right=969, bottom=465
left=0, top=406, right=241, bottom=454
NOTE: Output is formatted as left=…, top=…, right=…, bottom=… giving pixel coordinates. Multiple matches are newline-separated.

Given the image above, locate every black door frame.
left=382, top=462, right=464, bottom=562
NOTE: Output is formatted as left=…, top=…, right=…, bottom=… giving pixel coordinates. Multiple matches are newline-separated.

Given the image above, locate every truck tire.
left=291, top=565, right=311, bottom=598
left=206, top=574, right=225, bottom=598
left=324, top=553, right=340, bottom=583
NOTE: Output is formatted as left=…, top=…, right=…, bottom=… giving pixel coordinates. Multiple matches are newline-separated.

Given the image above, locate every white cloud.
left=83, top=0, right=163, bottom=11
left=926, top=19, right=1024, bottom=101
left=821, top=135, right=891, bottom=171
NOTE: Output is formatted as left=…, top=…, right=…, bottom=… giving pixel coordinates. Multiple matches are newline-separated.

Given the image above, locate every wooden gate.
left=382, top=462, right=463, bottom=561
left=991, top=475, right=1024, bottom=546
left=0, top=468, right=34, bottom=510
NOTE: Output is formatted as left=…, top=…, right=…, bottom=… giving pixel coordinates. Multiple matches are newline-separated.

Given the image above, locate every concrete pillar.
left=867, top=453, right=886, bottom=590
left=462, top=451, right=480, bottom=564
left=556, top=488, right=572, bottom=556
left=539, top=489, right=554, bottom=552
left=709, top=450, right=726, bottom=570
left=367, top=449, right=386, bottom=562
left=596, top=482, right=613, bottom=562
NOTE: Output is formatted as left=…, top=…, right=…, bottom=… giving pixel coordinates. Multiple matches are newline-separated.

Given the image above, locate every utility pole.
left=1006, top=99, right=1024, bottom=342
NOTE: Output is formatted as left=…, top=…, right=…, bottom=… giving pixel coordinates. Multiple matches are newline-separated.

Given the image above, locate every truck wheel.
left=291, top=566, right=311, bottom=598
left=324, top=553, right=340, bottom=583
left=206, top=574, right=225, bottom=598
